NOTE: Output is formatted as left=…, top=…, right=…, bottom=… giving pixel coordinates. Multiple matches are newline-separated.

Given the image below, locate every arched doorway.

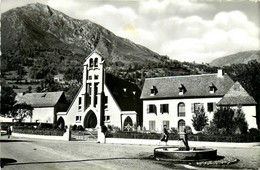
left=57, top=117, right=65, bottom=130
left=178, top=119, right=186, bottom=132
left=123, top=116, right=133, bottom=131
left=84, top=110, right=97, bottom=128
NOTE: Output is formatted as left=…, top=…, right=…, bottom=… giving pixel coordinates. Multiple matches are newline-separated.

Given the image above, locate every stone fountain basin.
left=154, top=147, right=217, bottom=160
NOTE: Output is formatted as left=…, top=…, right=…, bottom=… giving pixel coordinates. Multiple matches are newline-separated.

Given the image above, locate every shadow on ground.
left=2, top=157, right=152, bottom=167
left=0, top=139, right=32, bottom=143
left=0, top=158, right=17, bottom=168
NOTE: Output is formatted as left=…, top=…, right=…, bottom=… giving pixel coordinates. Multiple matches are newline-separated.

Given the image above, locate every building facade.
left=140, top=70, right=257, bottom=132
left=15, top=91, right=68, bottom=123
left=57, top=52, right=142, bottom=130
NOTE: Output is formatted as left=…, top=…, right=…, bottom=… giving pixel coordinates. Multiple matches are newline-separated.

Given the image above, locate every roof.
left=15, top=91, right=65, bottom=107
left=217, top=82, right=257, bottom=106
left=140, top=73, right=234, bottom=99
left=105, top=73, right=142, bottom=112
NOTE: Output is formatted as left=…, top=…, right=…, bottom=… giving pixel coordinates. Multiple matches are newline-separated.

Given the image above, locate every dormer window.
left=178, top=84, right=186, bottom=95
left=150, top=86, right=158, bottom=96
left=209, top=83, right=217, bottom=94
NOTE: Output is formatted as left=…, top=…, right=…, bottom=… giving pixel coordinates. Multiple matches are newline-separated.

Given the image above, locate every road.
left=1, top=135, right=259, bottom=170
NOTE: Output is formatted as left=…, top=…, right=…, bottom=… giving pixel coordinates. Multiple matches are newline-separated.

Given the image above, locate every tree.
left=1, top=85, right=17, bottom=116
left=12, top=103, right=33, bottom=123
left=213, top=107, right=235, bottom=134
left=192, top=106, right=208, bottom=131
left=233, top=105, right=248, bottom=134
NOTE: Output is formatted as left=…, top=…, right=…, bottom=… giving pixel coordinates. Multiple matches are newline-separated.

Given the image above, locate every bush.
left=72, top=124, right=77, bottom=130
left=213, top=107, right=235, bottom=134
left=185, top=126, right=193, bottom=134
left=249, top=128, right=260, bottom=136
left=76, top=125, right=84, bottom=131
left=108, top=131, right=260, bottom=142
left=192, top=106, right=208, bottom=131
left=13, top=128, right=65, bottom=136
left=109, top=131, right=180, bottom=140
left=233, top=106, right=248, bottom=134
left=170, top=127, right=178, bottom=134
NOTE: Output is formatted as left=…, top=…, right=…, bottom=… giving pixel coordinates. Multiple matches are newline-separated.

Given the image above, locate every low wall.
left=106, top=138, right=260, bottom=148
left=12, top=129, right=71, bottom=141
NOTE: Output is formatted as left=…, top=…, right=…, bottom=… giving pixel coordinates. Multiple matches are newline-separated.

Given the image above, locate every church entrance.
left=84, top=110, right=97, bottom=128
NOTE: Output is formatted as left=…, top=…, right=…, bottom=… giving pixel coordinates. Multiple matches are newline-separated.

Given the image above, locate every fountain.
left=154, top=128, right=217, bottom=161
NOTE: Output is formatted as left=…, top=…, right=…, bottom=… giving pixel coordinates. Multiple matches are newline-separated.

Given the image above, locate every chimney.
left=217, top=69, right=223, bottom=77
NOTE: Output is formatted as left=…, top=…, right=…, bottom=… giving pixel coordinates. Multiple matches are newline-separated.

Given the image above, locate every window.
left=87, top=83, right=92, bottom=95
left=104, top=96, right=108, bottom=110
left=178, top=102, right=185, bottom=117
left=207, top=102, right=216, bottom=112
left=150, top=86, right=157, bottom=96
left=178, top=84, right=186, bottom=95
left=78, top=97, right=82, bottom=105
left=191, top=103, right=204, bottom=113
left=78, top=97, right=82, bottom=111
left=160, top=104, right=169, bottom=113
left=178, top=119, right=185, bottom=131
left=162, top=120, right=169, bottom=129
left=94, top=58, right=98, bottom=67
left=94, top=75, right=99, bottom=80
left=105, top=116, right=110, bottom=121
left=78, top=106, right=82, bottom=111
left=89, top=58, right=94, bottom=67
left=94, top=83, right=98, bottom=107
left=76, top=116, right=81, bottom=122
left=209, top=83, right=217, bottom=93
left=149, top=121, right=156, bottom=131
left=147, top=104, right=157, bottom=114
left=89, top=76, right=92, bottom=80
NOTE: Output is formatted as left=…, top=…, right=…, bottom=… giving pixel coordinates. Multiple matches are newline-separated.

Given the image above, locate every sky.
left=1, top=0, right=260, bottom=63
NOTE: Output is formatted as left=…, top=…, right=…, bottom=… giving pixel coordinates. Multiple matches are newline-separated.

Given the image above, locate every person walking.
left=159, top=125, right=169, bottom=146
left=7, top=126, right=12, bottom=139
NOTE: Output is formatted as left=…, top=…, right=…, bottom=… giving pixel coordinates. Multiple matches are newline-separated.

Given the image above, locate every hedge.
left=108, top=132, right=260, bottom=142
left=108, top=132, right=179, bottom=140
left=13, top=128, right=65, bottom=136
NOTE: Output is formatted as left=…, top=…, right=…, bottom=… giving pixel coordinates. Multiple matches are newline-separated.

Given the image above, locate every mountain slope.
left=1, top=3, right=161, bottom=63
left=210, top=50, right=260, bottom=67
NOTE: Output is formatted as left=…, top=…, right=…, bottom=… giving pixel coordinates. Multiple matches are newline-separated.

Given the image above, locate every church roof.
left=217, top=82, right=256, bottom=106
left=105, top=73, right=142, bottom=112
left=141, top=73, right=234, bottom=99
left=15, top=91, right=65, bottom=107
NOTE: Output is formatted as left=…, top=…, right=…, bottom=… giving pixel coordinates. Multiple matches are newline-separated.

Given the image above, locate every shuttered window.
left=147, top=104, right=157, bottom=114
left=207, top=102, right=216, bottom=112
left=163, top=121, right=169, bottom=129
left=160, top=104, right=169, bottom=113
left=149, top=121, right=156, bottom=131
left=192, top=103, right=204, bottom=113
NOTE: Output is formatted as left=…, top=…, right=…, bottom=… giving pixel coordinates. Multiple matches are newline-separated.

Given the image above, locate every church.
left=57, top=52, right=142, bottom=131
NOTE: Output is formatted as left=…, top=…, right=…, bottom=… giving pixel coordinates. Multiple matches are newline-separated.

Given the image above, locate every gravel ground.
left=1, top=135, right=260, bottom=170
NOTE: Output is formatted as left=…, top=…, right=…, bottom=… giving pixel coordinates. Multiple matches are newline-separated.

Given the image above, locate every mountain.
left=1, top=3, right=161, bottom=64
left=1, top=2, right=218, bottom=91
left=210, top=50, right=260, bottom=67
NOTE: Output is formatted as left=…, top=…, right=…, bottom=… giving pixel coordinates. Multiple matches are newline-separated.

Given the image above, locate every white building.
left=15, top=91, right=68, bottom=123
left=140, top=70, right=257, bottom=132
left=57, top=52, right=142, bottom=130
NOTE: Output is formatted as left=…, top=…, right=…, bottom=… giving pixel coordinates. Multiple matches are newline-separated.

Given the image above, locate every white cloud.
left=157, top=10, right=259, bottom=63
left=84, top=5, right=137, bottom=34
